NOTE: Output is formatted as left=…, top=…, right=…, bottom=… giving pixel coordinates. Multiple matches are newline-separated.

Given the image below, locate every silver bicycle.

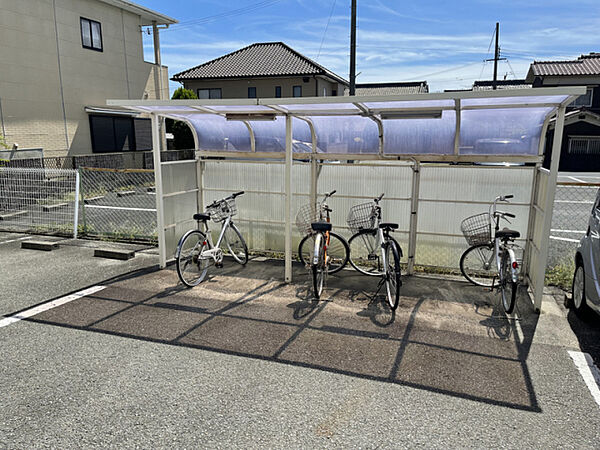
left=176, top=191, right=248, bottom=287
left=459, top=194, right=520, bottom=313
left=347, top=193, right=402, bottom=310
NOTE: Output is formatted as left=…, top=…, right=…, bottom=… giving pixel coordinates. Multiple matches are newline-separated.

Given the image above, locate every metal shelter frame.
left=109, top=86, right=584, bottom=312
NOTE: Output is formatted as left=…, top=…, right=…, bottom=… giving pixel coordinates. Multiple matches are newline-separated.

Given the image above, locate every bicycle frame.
left=312, top=192, right=334, bottom=267
left=198, top=215, right=233, bottom=265
left=489, top=196, right=519, bottom=284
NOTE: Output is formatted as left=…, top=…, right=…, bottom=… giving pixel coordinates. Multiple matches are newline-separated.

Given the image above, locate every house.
left=0, top=0, right=177, bottom=158
left=171, top=42, right=348, bottom=99
left=351, top=81, right=429, bottom=96
left=526, top=53, right=600, bottom=171
left=472, top=79, right=531, bottom=90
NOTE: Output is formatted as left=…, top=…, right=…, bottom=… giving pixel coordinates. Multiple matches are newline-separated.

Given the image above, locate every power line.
left=317, top=0, right=337, bottom=60
left=160, top=0, right=285, bottom=33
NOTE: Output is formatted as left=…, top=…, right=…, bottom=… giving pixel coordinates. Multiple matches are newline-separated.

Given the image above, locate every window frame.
left=89, top=114, right=141, bottom=153
left=275, top=86, right=282, bottom=98
left=572, top=87, right=594, bottom=107
left=248, top=87, right=257, bottom=98
left=197, top=88, right=222, bottom=99
left=80, top=17, right=103, bottom=52
left=568, top=135, right=600, bottom=155
left=293, top=85, right=302, bottom=97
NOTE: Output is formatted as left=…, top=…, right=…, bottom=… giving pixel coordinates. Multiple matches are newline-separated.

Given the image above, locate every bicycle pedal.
left=215, top=262, right=224, bottom=268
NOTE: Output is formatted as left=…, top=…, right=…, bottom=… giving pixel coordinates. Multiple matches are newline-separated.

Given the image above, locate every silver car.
left=573, top=188, right=600, bottom=316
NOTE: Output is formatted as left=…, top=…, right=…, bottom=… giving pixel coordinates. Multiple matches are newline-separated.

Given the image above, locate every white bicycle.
left=175, top=191, right=248, bottom=287
left=460, top=195, right=521, bottom=314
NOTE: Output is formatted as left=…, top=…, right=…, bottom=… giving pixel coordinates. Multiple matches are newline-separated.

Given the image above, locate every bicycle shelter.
left=109, top=86, right=584, bottom=312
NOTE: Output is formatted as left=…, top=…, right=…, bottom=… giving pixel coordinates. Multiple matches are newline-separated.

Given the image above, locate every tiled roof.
left=472, top=79, right=531, bottom=90
left=527, top=53, right=600, bottom=79
left=351, top=82, right=429, bottom=96
left=172, top=42, right=348, bottom=85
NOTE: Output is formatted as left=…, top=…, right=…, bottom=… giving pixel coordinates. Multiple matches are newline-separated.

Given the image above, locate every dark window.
left=332, top=89, right=337, bottom=96
left=89, top=115, right=150, bottom=153
left=80, top=18, right=102, bottom=51
left=275, top=86, right=281, bottom=98
left=197, top=88, right=222, bottom=99
left=293, top=85, right=302, bottom=97
left=248, top=87, right=257, bottom=98
left=572, top=87, right=594, bottom=107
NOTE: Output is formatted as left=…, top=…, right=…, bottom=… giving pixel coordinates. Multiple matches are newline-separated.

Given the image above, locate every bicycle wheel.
left=176, top=230, right=212, bottom=287
left=348, top=230, right=402, bottom=276
left=224, top=222, right=248, bottom=265
left=298, top=231, right=349, bottom=274
left=500, top=251, right=517, bottom=314
left=460, top=243, right=496, bottom=288
left=384, top=240, right=401, bottom=310
left=312, top=235, right=325, bottom=299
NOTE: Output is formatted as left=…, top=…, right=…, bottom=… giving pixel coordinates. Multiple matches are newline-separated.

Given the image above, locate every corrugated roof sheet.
left=351, top=82, right=429, bottom=96
left=171, top=42, right=348, bottom=85
left=529, top=53, right=600, bottom=77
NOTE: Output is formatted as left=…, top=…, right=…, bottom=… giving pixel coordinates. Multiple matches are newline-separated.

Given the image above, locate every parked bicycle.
left=346, top=193, right=402, bottom=310
left=459, top=195, right=520, bottom=314
left=175, top=191, right=248, bottom=287
left=296, top=190, right=349, bottom=299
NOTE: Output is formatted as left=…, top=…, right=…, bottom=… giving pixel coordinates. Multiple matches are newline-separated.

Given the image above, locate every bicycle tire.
left=176, top=230, right=212, bottom=287
left=298, top=231, right=349, bottom=274
left=500, top=251, right=517, bottom=314
left=348, top=229, right=401, bottom=276
left=312, top=234, right=325, bottom=299
left=384, top=240, right=401, bottom=310
left=224, top=222, right=248, bottom=265
left=460, top=243, right=496, bottom=288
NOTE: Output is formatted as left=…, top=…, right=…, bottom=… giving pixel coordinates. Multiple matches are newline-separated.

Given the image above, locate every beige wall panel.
left=183, top=76, right=323, bottom=99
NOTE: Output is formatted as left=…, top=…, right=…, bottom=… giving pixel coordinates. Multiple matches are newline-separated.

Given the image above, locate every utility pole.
left=349, top=0, right=357, bottom=95
left=486, top=22, right=506, bottom=90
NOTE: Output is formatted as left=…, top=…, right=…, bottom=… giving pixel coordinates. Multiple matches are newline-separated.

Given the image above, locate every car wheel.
left=572, top=263, right=589, bottom=316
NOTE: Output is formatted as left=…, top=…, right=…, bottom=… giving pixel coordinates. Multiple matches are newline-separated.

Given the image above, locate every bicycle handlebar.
left=375, top=193, right=385, bottom=202
left=495, top=211, right=515, bottom=219
left=207, top=191, right=245, bottom=208
left=326, top=190, right=336, bottom=197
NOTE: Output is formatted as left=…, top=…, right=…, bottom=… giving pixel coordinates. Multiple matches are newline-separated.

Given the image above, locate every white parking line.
left=551, top=229, right=586, bottom=234
left=554, top=200, right=594, bottom=204
left=0, top=236, right=32, bottom=245
left=568, top=350, right=600, bottom=408
left=549, top=236, right=581, bottom=243
left=0, top=285, right=105, bottom=329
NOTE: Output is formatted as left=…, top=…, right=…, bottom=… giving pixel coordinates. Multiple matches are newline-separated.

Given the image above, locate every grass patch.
left=545, top=260, right=575, bottom=291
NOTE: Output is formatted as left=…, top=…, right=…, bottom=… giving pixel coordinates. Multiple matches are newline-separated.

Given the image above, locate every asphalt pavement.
left=1, top=236, right=600, bottom=448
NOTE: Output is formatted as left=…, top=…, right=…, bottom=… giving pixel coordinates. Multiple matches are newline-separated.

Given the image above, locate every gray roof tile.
left=172, top=42, right=348, bottom=85
left=529, top=53, right=600, bottom=77
left=351, top=82, right=429, bottom=96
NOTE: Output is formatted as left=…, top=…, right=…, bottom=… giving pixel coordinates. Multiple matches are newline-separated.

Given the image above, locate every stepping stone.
left=94, top=248, right=135, bottom=260
left=0, top=210, right=27, bottom=220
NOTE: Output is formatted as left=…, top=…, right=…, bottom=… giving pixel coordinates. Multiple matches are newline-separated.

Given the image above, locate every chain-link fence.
left=0, top=167, right=79, bottom=236
left=79, top=167, right=157, bottom=242
left=546, top=182, right=599, bottom=287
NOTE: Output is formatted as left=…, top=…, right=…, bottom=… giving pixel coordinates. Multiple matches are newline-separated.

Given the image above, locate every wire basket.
left=461, top=213, right=491, bottom=246
left=206, top=197, right=237, bottom=222
left=296, top=203, right=320, bottom=235
left=347, top=202, right=377, bottom=234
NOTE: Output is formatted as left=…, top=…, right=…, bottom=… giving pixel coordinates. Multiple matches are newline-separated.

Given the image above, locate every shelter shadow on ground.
left=20, top=258, right=541, bottom=412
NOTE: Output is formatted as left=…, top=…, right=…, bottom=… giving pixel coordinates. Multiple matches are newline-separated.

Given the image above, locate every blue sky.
left=136, top=0, right=600, bottom=94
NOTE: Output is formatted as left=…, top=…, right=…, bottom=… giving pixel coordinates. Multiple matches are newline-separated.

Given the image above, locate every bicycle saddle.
left=379, top=222, right=399, bottom=230
left=193, top=213, right=211, bottom=222
left=496, top=228, right=520, bottom=239
left=311, top=222, right=332, bottom=232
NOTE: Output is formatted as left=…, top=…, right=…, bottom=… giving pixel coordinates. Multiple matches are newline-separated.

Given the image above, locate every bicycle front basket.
left=295, top=203, right=319, bottom=236
left=460, top=213, right=491, bottom=246
left=207, top=197, right=237, bottom=222
left=347, top=202, right=376, bottom=234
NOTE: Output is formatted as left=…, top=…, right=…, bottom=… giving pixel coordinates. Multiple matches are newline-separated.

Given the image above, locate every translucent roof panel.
left=363, top=99, right=455, bottom=110
left=311, top=116, right=379, bottom=154
left=208, top=105, right=274, bottom=113
left=250, top=117, right=312, bottom=152
left=461, top=95, right=569, bottom=107
left=459, top=107, right=553, bottom=155
left=279, top=103, right=360, bottom=115
left=384, top=110, right=456, bottom=154
left=179, top=114, right=251, bottom=152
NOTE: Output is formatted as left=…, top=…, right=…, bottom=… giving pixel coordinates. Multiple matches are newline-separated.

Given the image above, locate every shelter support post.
left=285, top=115, right=293, bottom=282
left=196, top=158, right=204, bottom=214
left=152, top=114, right=167, bottom=268
left=407, top=160, right=421, bottom=275
left=73, top=169, right=80, bottom=239
left=533, top=106, right=566, bottom=312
